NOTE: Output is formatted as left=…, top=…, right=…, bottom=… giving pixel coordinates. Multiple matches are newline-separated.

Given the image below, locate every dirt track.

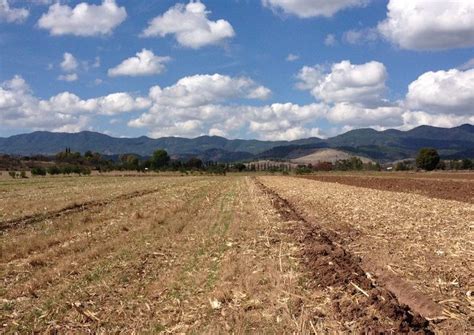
left=299, top=174, right=474, bottom=203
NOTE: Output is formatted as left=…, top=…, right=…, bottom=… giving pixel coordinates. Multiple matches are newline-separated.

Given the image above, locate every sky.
left=1, top=0, right=474, bottom=140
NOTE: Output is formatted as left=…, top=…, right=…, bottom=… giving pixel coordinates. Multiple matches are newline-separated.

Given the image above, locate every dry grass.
left=0, top=175, right=342, bottom=333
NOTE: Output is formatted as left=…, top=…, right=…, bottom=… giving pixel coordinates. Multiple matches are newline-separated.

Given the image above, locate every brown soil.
left=299, top=174, right=473, bottom=203
left=255, top=179, right=433, bottom=333
left=258, top=176, right=473, bottom=333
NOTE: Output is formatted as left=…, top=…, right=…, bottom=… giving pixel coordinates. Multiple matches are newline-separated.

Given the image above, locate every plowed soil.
left=299, top=174, right=474, bottom=203
left=258, top=176, right=473, bottom=333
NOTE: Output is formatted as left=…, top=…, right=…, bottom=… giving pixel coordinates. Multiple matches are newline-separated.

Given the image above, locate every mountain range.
left=0, top=124, right=473, bottom=163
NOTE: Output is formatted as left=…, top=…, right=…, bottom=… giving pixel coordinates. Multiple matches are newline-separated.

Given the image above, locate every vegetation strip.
left=255, top=178, right=434, bottom=333
left=0, top=188, right=161, bottom=231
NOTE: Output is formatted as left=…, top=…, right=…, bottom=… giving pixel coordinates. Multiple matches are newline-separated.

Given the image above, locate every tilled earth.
left=298, top=173, right=473, bottom=203
left=258, top=175, right=473, bottom=333
left=1, top=174, right=472, bottom=333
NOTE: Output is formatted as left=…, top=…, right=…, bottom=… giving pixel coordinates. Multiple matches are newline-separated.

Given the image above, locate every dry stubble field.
left=0, top=173, right=472, bottom=333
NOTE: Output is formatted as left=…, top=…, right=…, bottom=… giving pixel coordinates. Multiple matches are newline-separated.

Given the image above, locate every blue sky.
left=1, top=0, right=473, bottom=139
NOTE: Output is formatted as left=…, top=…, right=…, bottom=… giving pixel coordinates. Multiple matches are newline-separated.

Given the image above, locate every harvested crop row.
left=0, top=176, right=185, bottom=222
left=0, top=176, right=340, bottom=333
left=257, top=176, right=473, bottom=333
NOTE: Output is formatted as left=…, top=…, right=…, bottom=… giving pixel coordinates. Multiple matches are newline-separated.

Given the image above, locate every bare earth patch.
left=299, top=173, right=473, bottom=203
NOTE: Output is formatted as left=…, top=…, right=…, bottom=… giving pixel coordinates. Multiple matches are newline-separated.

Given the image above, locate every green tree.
left=416, top=148, right=440, bottom=171
left=150, top=150, right=170, bottom=170
left=461, top=159, right=473, bottom=170
left=185, top=157, right=203, bottom=170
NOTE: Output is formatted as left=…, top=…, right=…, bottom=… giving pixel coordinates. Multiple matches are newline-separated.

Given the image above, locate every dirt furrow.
left=254, top=178, right=434, bottom=333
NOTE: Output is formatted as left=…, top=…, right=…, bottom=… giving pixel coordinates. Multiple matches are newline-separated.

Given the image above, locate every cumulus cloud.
left=60, top=52, right=78, bottom=72
left=406, top=68, right=474, bottom=115
left=401, top=111, right=474, bottom=130
left=141, top=1, right=235, bottom=49
left=127, top=73, right=272, bottom=137
left=38, top=0, right=127, bottom=36
left=378, top=1, right=474, bottom=51
left=146, top=73, right=271, bottom=108
left=108, top=49, right=171, bottom=77
left=128, top=74, right=336, bottom=139
left=327, top=103, right=404, bottom=127
left=262, top=0, right=368, bottom=18
left=324, top=34, right=337, bottom=46
left=295, top=61, right=474, bottom=131
left=0, top=75, right=150, bottom=132
left=0, top=0, right=28, bottom=23
left=296, top=60, right=387, bottom=104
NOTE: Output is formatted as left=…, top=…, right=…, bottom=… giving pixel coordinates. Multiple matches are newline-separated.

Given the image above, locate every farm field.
left=1, top=174, right=472, bottom=333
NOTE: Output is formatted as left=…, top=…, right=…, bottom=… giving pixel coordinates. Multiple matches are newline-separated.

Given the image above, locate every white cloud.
left=0, top=0, right=28, bottom=23
left=406, top=68, right=474, bottom=115
left=60, top=52, right=78, bottom=72
left=328, top=103, right=404, bottom=127
left=401, top=111, right=474, bottom=130
left=0, top=75, right=151, bottom=132
left=378, top=1, right=474, bottom=51
left=129, top=78, right=321, bottom=139
left=324, top=34, right=337, bottom=46
left=108, top=49, right=171, bottom=77
left=141, top=1, right=235, bottom=49
left=38, top=0, right=127, bottom=37
left=58, top=73, right=78, bottom=82
left=262, top=0, right=368, bottom=18
left=147, top=73, right=271, bottom=108
left=296, top=60, right=387, bottom=104
left=286, top=53, right=299, bottom=62
left=343, top=28, right=378, bottom=44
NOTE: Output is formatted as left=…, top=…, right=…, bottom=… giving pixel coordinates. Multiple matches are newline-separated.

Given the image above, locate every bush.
left=416, top=148, right=440, bottom=171
left=31, top=167, right=46, bottom=176
left=8, top=171, right=16, bottom=179
left=20, top=171, right=27, bottom=178
left=395, top=161, right=411, bottom=171
left=47, top=166, right=61, bottom=175
left=461, top=159, right=473, bottom=170
left=295, top=165, right=312, bottom=175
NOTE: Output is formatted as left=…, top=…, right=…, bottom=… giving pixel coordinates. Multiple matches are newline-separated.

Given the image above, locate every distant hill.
left=0, top=124, right=472, bottom=162
left=291, top=149, right=374, bottom=164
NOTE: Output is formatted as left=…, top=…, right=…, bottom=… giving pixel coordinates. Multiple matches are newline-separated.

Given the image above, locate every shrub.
left=416, top=148, right=440, bottom=171
left=295, top=165, right=312, bottom=175
left=8, top=171, right=16, bottom=179
left=47, top=166, right=61, bottom=175
left=395, top=161, right=410, bottom=171
left=461, top=159, right=473, bottom=170
left=31, top=167, right=46, bottom=176
left=20, top=171, right=27, bottom=178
